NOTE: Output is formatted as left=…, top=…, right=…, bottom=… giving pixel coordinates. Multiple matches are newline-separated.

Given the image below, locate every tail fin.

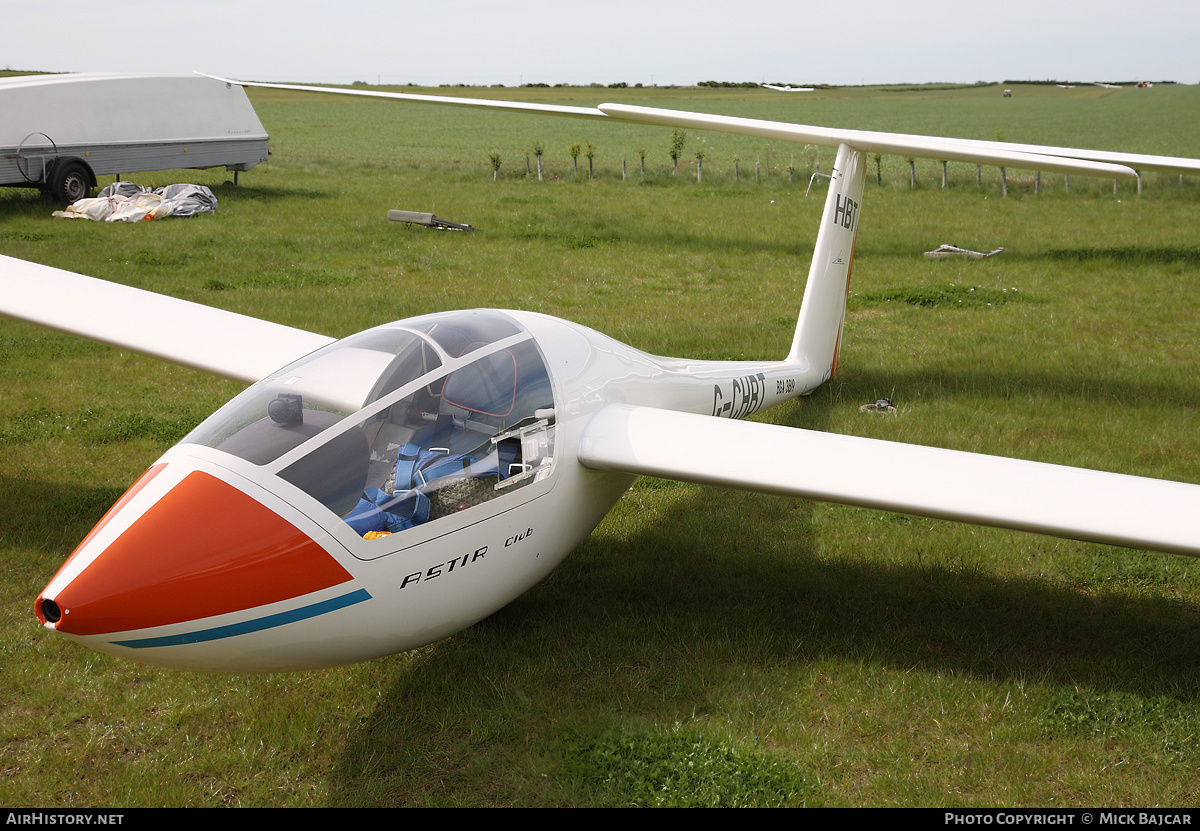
left=788, top=144, right=867, bottom=381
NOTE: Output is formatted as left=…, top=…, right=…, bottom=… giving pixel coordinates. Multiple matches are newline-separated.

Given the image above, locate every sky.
left=3, top=0, right=1196, bottom=87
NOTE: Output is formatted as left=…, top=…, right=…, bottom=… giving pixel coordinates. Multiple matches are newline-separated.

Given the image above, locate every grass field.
left=2, top=81, right=1200, bottom=807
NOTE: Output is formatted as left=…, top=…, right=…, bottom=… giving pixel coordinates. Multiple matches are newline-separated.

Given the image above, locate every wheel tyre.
left=50, top=159, right=93, bottom=206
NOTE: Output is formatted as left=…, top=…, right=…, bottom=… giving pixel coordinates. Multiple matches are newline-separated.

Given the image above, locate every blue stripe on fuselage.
left=110, top=589, right=371, bottom=649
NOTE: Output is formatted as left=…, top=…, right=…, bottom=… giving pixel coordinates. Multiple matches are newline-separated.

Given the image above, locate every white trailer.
left=0, top=73, right=270, bottom=205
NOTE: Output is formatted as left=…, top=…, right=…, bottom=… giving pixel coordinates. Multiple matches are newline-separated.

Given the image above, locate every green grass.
left=559, top=723, right=817, bottom=807
left=856, top=283, right=1028, bottom=309
left=2, top=82, right=1200, bottom=807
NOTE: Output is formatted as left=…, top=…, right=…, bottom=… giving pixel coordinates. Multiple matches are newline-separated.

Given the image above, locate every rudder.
left=788, top=143, right=867, bottom=382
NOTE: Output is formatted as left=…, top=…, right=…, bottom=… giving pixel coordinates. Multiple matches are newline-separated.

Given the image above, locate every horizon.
left=4, top=1, right=1196, bottom=88
left=1, top=72, right=1188, bottom=90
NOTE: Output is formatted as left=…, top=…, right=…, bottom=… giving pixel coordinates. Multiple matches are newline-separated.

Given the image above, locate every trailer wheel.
left=49, top=158, right=94, bottom=206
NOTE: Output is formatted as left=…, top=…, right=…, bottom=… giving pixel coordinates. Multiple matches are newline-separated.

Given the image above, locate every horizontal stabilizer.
left=579, top=404, right=1200, bottom=557
left=945, top=137, right=1200, bottom=177
left=597, top=104, right=1139, bottom=179
left=0, top=255, right=332, bottom=383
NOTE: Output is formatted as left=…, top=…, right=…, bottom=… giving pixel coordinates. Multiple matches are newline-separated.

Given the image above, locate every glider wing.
left=0, top=255, right=333, bottom=383
left=196, top=73, right=610, bottom=121
left=578, top=404, right=1200, bottom=558
left=199, top=74, right=1140, bottom=180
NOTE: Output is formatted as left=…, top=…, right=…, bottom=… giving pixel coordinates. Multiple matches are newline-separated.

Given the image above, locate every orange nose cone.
left=46, top=470, right=353, bottom=636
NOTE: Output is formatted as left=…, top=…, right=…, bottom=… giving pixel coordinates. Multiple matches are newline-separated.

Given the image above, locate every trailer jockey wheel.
left=49, top=158, right=93, bottom=206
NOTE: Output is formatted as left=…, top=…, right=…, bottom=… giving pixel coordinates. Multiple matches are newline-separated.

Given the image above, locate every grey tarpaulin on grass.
left=151, top=184, right=218, bottom=217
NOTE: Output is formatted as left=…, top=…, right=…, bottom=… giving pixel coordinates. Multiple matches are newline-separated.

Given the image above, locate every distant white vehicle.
left=0, top=74, right=269, bottom=205
left=762, top=83, right=815, bottom=92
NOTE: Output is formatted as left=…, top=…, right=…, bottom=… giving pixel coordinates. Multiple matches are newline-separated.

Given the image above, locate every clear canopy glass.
left=183, top=311, right=555, bottom=539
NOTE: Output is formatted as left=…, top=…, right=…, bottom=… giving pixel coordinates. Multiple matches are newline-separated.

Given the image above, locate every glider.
left=4, top=76, right=1199, bottom=673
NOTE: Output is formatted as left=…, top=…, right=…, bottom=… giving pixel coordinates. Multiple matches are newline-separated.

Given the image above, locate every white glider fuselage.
left=34, top=310, right=819, bottom=672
